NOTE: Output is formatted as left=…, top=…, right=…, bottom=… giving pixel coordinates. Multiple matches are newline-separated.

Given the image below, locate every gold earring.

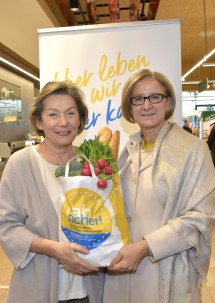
left=166, top=110, right=170, bottom=119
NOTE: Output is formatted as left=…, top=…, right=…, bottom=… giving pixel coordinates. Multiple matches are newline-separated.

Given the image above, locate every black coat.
left=207, top=126, right=215, bottom=166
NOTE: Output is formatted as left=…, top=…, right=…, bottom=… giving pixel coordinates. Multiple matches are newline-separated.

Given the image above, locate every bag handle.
left=64, top=153, right=96, bottom=178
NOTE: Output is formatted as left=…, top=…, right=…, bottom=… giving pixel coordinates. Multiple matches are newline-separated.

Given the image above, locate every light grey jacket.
left=0, top=147, right=59, bottom=302
left=117, top=121, right=215, bottom=302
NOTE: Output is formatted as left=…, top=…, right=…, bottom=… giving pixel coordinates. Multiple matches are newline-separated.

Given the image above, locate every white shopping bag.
left=58, top=155, right=131, bottom=267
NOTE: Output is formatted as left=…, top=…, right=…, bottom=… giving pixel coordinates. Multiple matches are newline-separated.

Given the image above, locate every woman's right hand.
left=30, top=237, right=99, bottom=274
left=53, top=241, right=99, bottom=274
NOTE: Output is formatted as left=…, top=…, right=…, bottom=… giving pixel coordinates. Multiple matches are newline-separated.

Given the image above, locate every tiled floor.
left=0, top=231, right=215, bottom=302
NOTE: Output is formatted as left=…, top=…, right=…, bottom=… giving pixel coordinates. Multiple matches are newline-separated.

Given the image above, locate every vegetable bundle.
left=55, top=127, right=120, bottom=189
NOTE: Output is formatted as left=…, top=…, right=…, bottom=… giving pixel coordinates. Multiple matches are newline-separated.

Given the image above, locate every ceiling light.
left=182, top=80, right=215, bottom=86
left=182, top=81, right=200, bottom=85
left=202, top=62, right=215, bottom=67
left=181, top=48, right=215, bottom=81
left=70, top=0, right=79, bottom=12
left=0, top=57, right=40, bottom=82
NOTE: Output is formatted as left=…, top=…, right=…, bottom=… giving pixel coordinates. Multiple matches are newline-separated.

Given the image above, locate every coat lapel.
left=29, top=147, right=59, bottom=241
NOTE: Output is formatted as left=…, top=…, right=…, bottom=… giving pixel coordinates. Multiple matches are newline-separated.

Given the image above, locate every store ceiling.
left=0, top=0, right=215, bottom=91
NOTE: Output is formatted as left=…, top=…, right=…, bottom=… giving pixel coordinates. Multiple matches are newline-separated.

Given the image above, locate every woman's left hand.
left=108, top=240, right=149, bottom=272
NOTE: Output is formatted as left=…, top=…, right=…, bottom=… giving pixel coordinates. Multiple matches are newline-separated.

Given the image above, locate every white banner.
left=38, top=20, right=182, bottom=151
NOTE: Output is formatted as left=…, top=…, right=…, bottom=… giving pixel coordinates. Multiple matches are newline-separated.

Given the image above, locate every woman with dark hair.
left=103, top=69, right=215, bottom=303
left=0, top=81, right=99, bottom=303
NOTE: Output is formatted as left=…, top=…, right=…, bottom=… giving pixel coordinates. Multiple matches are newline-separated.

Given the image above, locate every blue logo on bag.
left=61, top=188, right=112, bottom=250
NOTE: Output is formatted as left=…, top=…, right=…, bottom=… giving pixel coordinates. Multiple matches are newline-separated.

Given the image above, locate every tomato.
left=94, top=167, right=102, bottom=175
left=104, top=161, right=109, bottom=167
left=81, top=168, right=92, bottom=176
left=97, top=179, right=108, bottom=189
left=83, top=161, right=90, bottom=169
left=104, top=167, right=114, bottom=175
left=97, top=158, right=106, bottom=170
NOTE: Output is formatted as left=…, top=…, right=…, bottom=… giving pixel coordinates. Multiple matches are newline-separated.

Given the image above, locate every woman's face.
left=36, top=94, right=80, bottom=148
left=131, top=78, right=170, bottom=134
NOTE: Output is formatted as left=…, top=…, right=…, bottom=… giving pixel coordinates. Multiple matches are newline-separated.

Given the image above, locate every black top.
left=207, top=126, right=215, bottom=166
left=183, top=126, right=192, bottom=134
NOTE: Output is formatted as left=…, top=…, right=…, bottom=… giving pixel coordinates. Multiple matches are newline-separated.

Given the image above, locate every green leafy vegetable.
left=76, top=139, right=118, bottom=174
left=55, top=139, right=118, bottom=181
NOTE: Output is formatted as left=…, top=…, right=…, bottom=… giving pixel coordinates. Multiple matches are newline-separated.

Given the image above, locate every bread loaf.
left=108, top=131, right=120, bottom=161
left=96, top=127, right=112, bottom=145
left=96, top=127, right=120, bottom=160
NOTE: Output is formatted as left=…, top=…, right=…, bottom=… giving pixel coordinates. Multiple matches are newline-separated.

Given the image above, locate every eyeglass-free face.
left=131, top=93, right=168, bottom=106
left=130, top=78, right=170, bottom=135
left=36, top=94, right=81, bottom=149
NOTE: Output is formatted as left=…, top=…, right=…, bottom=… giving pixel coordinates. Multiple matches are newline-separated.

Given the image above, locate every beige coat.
left=103, top=121, right=215, bottom=303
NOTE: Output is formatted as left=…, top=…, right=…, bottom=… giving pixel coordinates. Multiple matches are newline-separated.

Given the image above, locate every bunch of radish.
left=55, top=138, right=118, bottom=190
left=76, top=139, right=118, bottom=190
left=81, top=157, right=115, bottom=189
